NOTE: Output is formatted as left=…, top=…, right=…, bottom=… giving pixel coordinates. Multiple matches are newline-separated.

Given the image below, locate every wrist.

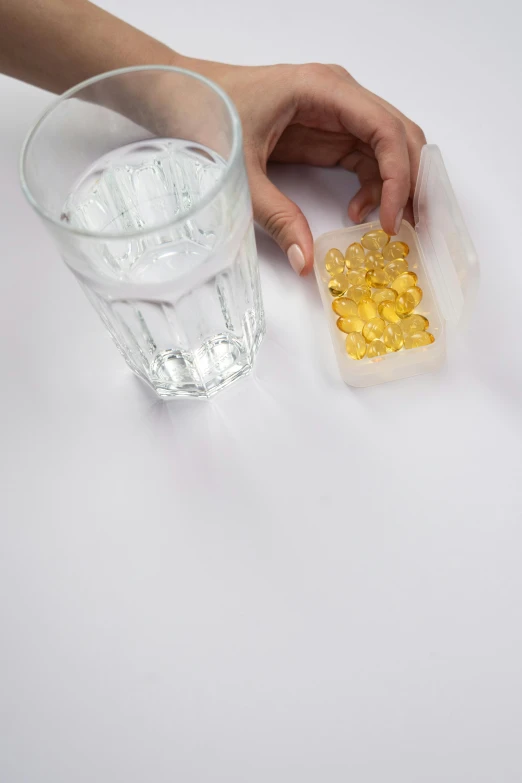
left=172, top=55, right=230, bottom=82
left=162, top=50, right=191, bottom=71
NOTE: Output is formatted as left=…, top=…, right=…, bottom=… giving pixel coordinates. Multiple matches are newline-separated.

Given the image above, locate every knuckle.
left=409, top=122, right=427, bottom=145
left=383, top=114, right=405, bottom=138
left=265, top=207, right=301, bottom=241
left=327, top=63, right=350, bottom=79
left=298, top=62, right=332, bottom=83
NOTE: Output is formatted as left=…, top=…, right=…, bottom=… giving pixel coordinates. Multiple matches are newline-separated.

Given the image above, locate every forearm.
left=0, top=0, right=184, bottom=93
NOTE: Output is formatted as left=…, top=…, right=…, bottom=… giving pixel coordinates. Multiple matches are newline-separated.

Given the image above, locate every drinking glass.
left=20, top=66, right=265, bottom=398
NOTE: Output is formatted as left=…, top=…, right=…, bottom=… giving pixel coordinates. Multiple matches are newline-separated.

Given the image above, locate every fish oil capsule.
left=403, top=331, right=435, bottom=349
left=346, top=256, right=366, bottom=271
left=383, top=240, right=410, bottom=261
left=345, top=332, right=367, bottom=360
left=390, top=272, right=418, bottom=294
left=345, top=243, right=366, bottom=268
left=348, top=285, right=372, bottom=304
left=365, top=252, right=385, bottom=270
left=362, top=317, right=386, bottom=342
left=378, top=300, right=401, bottom=324
left=395, top=291, right=416, bottom=317
left=324, top=248, right=345, bottom=276
left=366, top=340, right=386, bottom=358
left=365, top=268, right=389, bottom=288
left=337, top=315, right=365, bottom=334
left=332, top=297, right=358, bottom=317
left=383, top=259, right=408, bottom=282
left=358, top=299, right=378, bottom=320
left=328, top=275, right=351, bottom=296
left=345, top=270, right=367, bottom=287
left=406, top=286, right=423, bottom=307
left=361, top=229, right=389, bottom=252
left=383, top=323, right=404, bottom=352
left=400, top=314, right=429, bottom=334
left=372, top=288, right=397, bottom=306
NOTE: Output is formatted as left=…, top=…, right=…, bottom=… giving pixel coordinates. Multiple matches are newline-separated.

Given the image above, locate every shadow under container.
left=20, top=66, right=265, bottom=399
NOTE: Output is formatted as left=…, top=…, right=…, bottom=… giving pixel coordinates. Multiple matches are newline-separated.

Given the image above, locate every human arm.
left=0, top=0, right=426, bottom=274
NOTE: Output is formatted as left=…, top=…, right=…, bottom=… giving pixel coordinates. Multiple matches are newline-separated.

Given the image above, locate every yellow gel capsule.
left=348, top=285, right=372, bottom=304
left=358, top=299, right=378, bottom=320
left=404, top=331, right=435, bottom=349
left=332, top=297, right=358, bottom=317
left=365, top=252, right=385, bottom=269
left=337, top=316, right=365, bottom=334
left=345, top=332, right=367, bottom=360
left=391, top=272, right=418, bottom=294
left=378, top=300, right=401, bottom=324
left=345, top=243, right=366, bottom=268
left=362, top=317, right=386, bottom=342
left=328, top=275, right=350, bottom=296
left=383, top=259, right=408, bottom=282
left=366, top=269, right=389, bottom=288
left=324, top=248, right=345, bottom=276
left=345, top=270, right=367, bottom=287
left=347, top=256, right=366, bottom=270
left=400, top=314, right=429, bottom=334
left=361, top=229, right=389, bottom=252
left=383, top=240, right=410, bottom=261
left=367, top=340, right=386, bottom=358
left=395, top=292, right=417, bottom=317
left=407, top=285, right=423, bottom=307
left=383, top=323, right=404, bottom=352
left=373, top=288, right=397, bottom=306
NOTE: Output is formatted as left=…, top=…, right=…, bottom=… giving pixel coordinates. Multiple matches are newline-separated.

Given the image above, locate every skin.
left=0, top=0, right=426, bottom=274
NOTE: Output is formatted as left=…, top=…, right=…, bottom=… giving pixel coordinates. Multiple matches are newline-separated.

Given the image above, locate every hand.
left=0, top=0, right=424, bottom=277
left=182, top=59, right=426, bottom=276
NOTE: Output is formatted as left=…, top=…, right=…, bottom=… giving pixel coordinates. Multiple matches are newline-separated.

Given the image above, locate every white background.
left=2, top=1, right=522, bottom=781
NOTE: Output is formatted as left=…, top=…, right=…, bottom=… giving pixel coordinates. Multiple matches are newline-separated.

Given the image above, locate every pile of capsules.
left=324, top=228, right=435, bottom=360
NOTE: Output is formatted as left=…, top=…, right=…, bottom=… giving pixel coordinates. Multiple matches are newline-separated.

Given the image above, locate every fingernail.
left=287, top=244, right=306, bottom=275
left=394, top=208, right=404, bottom=235
left=358, top=205, right=372, bottom=224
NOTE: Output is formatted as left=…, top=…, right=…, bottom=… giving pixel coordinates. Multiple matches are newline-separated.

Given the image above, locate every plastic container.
left=313, top=145, right=479, bottom=387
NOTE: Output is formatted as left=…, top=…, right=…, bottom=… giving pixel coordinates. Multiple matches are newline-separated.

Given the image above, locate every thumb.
left=250, top=169, right=314, bottom=276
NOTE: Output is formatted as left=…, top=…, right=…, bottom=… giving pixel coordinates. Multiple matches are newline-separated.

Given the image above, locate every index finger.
left=333, top=82, right=410, bottom=235
left=362, top=87, right=427, bottom=196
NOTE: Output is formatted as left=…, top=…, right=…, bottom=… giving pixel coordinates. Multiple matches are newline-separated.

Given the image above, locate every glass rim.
left=19, top=64, right=243, bottom=241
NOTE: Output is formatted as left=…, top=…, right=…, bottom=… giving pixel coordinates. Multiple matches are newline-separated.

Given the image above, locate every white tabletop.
left=2, top=1, right=522, bottom=781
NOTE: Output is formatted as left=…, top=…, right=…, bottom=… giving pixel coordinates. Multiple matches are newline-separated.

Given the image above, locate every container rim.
left=19, top=64, right=243, bottom=241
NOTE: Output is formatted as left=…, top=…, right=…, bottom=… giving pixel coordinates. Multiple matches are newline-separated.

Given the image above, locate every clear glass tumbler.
left=20, top=66, right=265, bottom=398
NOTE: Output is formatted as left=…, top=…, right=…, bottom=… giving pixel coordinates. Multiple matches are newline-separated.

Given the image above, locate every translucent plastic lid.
left=413, top=145, right=479, bottom=325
